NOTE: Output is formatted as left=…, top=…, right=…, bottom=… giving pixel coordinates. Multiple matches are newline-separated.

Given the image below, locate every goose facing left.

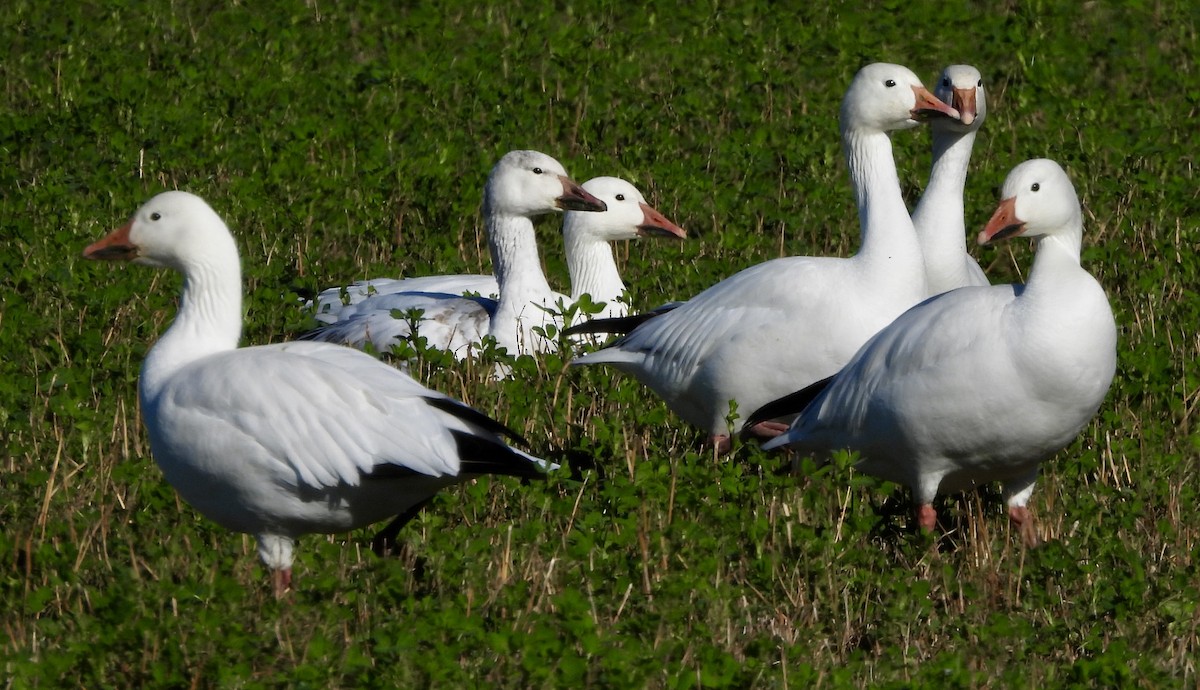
left=760, top=159, right=1117, bottom=544
left=84, top=190, right=551, bottom=597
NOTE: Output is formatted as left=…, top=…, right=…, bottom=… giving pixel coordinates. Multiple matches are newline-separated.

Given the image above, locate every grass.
left=3, top=0, right=1198, bottom=686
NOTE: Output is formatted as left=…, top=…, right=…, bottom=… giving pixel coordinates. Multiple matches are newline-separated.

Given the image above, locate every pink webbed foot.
left=916, top=504, right=938, bottom=533
left=708, top=434, right=733, bottom=455
left=1008, top=505, right=1039, bottom=547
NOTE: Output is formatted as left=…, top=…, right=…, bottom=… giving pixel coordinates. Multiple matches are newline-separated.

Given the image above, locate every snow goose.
left=571, top=63, right=959, bottom=452
left=304, top=149, right=607, bottom=356
left=312, top=274, right=499, bottom=321
left=310, top=150, right=603, bottom=322
left=561, top=176, right=687, bottom=317
left=911, top=64, right=990, bottom=294
left=83, top=190, right=553, bottom=596
left=304, top=175, right=685, bottom=358
left=758, top=159, right=1117, bottom=544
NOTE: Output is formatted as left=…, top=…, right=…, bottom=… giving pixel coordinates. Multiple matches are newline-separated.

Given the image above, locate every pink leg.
left=745, top=421, right=791, bottom=440
left=1008, top=505, right=1039, bottom=547
left=916, top=504, right=937, bottom=532
left=272, top=568, right=292, bottom=598
left=708, top=434, right=733, bottom=455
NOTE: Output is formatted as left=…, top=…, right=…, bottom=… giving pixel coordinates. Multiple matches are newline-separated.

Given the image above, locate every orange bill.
left=977, top=197, right=1024, bottom=245
left=911, top=85, right=960, bottom=121
left=83, top=222, right=138, bottom=261
left=636, top=203, right=687, bottom=239
left=557, top=176, right=607, bottom=212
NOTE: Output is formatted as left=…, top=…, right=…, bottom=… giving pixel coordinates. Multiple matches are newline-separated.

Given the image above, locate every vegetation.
left=3, top=1, right=1197, bottom=686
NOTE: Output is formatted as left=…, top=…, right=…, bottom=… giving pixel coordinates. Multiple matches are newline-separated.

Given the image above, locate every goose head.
left=83, top=191, right=235, bottom=272
left=484, top=150, right=606, bottom=218
left=978, top=159, right=1081, bottom=245
left=564, top=177, right=687, bottom=243
left=933, top=64, right=987, bottom=130
left=839, top=62, right=960, bottom=134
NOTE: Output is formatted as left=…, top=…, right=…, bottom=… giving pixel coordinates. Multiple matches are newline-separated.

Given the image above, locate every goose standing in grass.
left=758, top=159, right=1117, bottom=545
left=84, top=191, right=553, bottom=596
left=911, top=64, right=990, bottom=294
left=305, top=175, right=685, bottom=358
left=571, top=63, right=959, bottom=452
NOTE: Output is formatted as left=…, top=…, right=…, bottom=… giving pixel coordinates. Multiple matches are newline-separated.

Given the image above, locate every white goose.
left=561, top=177, right=687, bottom=317
left=313, top=274, right=499, bottom=318
left=83, top=191, right=553, bottom=596
left=760, top=159, right=1117, bottom=544
left=305, top=175, right=685, bottom=358
left=310, top=150, right=601, bottom=321
left=309, top=150, right=605, bottom=357
left=911, top=64, right=990, bottom=294
left=571, top=63, right=958, bottom=451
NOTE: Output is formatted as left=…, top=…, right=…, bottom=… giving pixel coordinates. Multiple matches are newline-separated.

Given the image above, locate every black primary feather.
left=450, top=430, right=546, bottom=479
left=422, top=396, right=528, bottom=445
left=563, top=302, right=682, bottom=337
left=742, top=375, right=835, bottom=431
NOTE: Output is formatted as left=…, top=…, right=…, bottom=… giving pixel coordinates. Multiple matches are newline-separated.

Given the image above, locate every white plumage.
left=305, top=150, right=605, bottom=357
left=911, top=64, right=991, bottom=294
left=571, top=63, right=960, bottom=451
left=311, top=176, right=684, bottom=329
left=760, top=159, right=1117, bottom=544
left=304, top=162, right=683, bottom=360
left=84, top=190, right=551, bottom=596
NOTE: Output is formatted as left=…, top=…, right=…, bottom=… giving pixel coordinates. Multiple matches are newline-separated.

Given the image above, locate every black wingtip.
left=562, top=303, right=681, bottom=337
left=741, top=375, right=835, bottom=432
left=422, top=396, right=528, bottom=446
left=450, top=429, right=548, bottom=480
left=563, top=313, right=652, bottom=337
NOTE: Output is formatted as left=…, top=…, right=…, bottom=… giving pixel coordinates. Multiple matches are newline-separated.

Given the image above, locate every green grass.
left=3, top=0, right=1198, bottom=686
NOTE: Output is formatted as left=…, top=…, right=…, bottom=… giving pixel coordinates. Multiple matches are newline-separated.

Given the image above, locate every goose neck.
left=842, top=127, right=919, bottom=264
left=1024, top=229, right=1085, bottom=293
left=564, top=228, right=625, bottom=308
left=141, top=254, right=243, bottom=396
left=486, top=209, right=553, bottom=300
left=913, top=128, right=976, bottom=238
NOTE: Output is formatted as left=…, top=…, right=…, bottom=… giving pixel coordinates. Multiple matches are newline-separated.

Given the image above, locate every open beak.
left=977, top=196, right=1024, bottom=245
left=911, top=85, right=960, bottom=121
left=952, top=86, right=978, bottom=126
left=83, top=221, right=139, bottom=261
left=636, top=203, right=687, bottom=239
left=557, top=176, right=607, bottom=212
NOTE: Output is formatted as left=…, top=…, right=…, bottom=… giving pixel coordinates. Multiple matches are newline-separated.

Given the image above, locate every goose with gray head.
left=571, top=63, right=959, bottom=452
left=760, top=159, right=1117, bottom=545
left=84, top=191, right=553, bottom=596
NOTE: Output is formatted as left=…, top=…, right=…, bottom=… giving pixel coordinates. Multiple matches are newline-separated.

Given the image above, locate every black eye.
left=150, top=212, right=162, bottom=221
left=977, top=79, right=983, bottom=87
left=1031, top=183, right=1040, bottom=192
left=884, top=79, right=896, bottom=88
left=615, top=194, right=625, bottom=201
left=532, top=167, right=543, bottom=175
left=942, top=77, right=950, bottom=87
